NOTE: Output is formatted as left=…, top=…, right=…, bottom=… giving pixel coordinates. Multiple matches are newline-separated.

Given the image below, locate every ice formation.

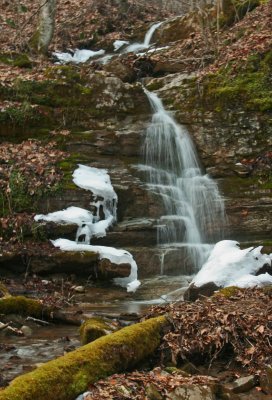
left=35, top=206, right=93, bottom=226
left=192, top=240, right=272, bottom=288
left=53, top=49, right=105, bottom=64
left=35, top=165, right=140, bottom=292
left=52, top=239, right=140, bottom=292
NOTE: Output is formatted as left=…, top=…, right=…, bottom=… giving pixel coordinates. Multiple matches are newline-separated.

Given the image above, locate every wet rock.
left=232, top=375, right=259, bottom=394
left=20, top=326, right=33, bottom=337
left=184, top=282, right=219, bottom=302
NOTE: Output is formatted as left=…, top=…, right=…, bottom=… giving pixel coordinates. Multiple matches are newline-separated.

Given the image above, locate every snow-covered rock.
left=185, top=240, right=272, bottom=300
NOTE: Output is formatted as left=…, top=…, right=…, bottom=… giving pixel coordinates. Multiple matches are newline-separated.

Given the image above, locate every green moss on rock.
left=0, top=316, right=167, bottom=400
left=204, top=49, right=272, bottom=112
left=215, top=286, right=242, bottom=298
left=80, top=317, right=116, bottom=345
left=44, top=65, right=84, bottom=84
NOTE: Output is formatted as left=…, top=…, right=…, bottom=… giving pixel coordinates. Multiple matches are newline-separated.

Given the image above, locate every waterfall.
left=143, top=89, right=225, bottom=272
left=124, top=21, right=163, bottom=53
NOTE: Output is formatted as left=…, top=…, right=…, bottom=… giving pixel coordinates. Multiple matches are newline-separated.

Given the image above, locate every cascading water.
left=124, top=21, right=163, bottom=53
left=143, top=89, right=225, bottom=272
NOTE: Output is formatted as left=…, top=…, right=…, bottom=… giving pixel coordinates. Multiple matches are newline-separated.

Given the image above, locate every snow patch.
left=192, top=240, right=272, bottom=289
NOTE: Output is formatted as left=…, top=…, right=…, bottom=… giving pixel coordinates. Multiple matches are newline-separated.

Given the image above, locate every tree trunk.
left=30, top=0, right=56, bottom=54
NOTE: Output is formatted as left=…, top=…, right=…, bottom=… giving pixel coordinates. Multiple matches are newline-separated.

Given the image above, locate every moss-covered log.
left=0, top=296, right=52, bottom=318
left=0, top=316, right=167, bottom=400
left=0, top=295, right=81, bottom=325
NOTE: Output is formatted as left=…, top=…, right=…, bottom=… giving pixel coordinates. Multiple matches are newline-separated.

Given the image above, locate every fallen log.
left=0, top=316, right=167, bottom=400
left=0, top=296, right=81, bottom=325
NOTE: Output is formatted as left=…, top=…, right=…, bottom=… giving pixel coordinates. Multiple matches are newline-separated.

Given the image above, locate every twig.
left=0, top=322, right=10, bottom=331
left=25, top=316, right=50, bottom=326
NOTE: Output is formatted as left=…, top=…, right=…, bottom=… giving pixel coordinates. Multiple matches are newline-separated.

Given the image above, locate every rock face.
left=184, top=282, right=219, bottom=302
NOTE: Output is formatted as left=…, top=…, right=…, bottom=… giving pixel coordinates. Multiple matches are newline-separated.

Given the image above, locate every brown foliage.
left=144, top=288, right=272, bottom=374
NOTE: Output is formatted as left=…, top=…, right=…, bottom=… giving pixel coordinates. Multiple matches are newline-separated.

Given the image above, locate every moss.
left=146, top=80, right=164, bottom=91
left=214, top=286, right=242, bottom=298
left=0, top=53, right=32, bottom=68
left=0, top=316, right=167, bottom=400
left=0, top=296, right=52, bottom=319
left=204, top=49, right=272, bottom=112
left=0, top=102, right=41, bottom=125
left=44, top=66, right=84, bottom=84
left=80, top=317, right=115, bottom=345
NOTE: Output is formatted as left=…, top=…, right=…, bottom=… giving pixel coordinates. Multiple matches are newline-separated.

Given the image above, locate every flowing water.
left=124, top=21, right=163, bottom=53
left=143, top=89, right=225, bottom=272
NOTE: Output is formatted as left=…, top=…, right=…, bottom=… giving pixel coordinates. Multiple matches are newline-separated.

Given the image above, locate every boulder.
left=104, top=58, right=136, bottom=83
left=232, top=375, right=259, bottom=394
left=184, top=282, right=219, bottom=302
left=167, top=384, right=216, bottom=400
